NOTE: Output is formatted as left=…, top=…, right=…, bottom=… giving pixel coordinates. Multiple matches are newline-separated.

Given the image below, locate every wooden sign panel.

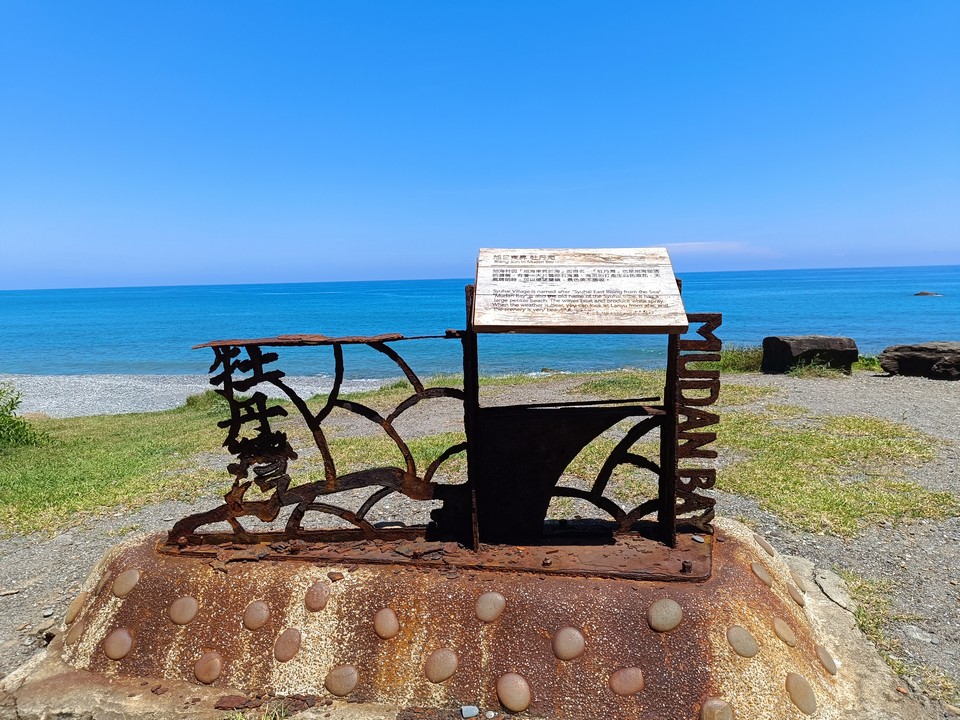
left=472, top=248, right=688, bottom=334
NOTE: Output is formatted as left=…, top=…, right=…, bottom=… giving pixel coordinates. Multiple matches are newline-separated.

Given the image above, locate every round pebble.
left=373, top=608, right=400, bottom=639
left=65, top=619, right=86, bottom=646
left=65, top=592, right=89, bottom=625
left=305, top=581, right=330, bottom=612
left=475, top=591, right=506, bottom=622
left=552, top=626, right=585, bottom=660
left=751, top=562, right=773, bottom=587
left=647, top=598, right=683, bottom=632
left=168, top=596, right=199, bottom=625
left=496, top=673, right=531, bottom=713
left=773, top=617, right=797, bottom=646
left=325, top=664, right=359, bottom=696
left=194, top=651, right=223, bottom=684
left=243, top=600, right=270, bottom=630
left=816, top=644, right=838, bottom=675
left=785, top=672, right=817, bottom=714
left=700, top=697, right=734, bottom=720
left=608, top=667, right=644, bottom=696
left=274, top=628, right=301, bottom=662
left=726, top=625, right=759, bottom=658
left=753, top=533, right=775, bottom=556
left=790, top=570, right=808, bottom=593
left=787, top=583, right=806, bottom=607
left=103, top=628, right=133, bottom=660
left=424, top=648, right=458, bottom=683
left=111, top=569, right=140, bottom=598
left=95, top=573, right=110, bottom=595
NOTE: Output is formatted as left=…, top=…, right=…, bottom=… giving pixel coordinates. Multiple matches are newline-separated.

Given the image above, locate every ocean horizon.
left=1, top=264, right=957, bottom=379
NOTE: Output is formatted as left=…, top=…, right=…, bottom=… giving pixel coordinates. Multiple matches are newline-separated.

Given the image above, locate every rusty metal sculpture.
left=168, top=332, right=467, bottom=544
left=166, top=286, right=722, bottom=582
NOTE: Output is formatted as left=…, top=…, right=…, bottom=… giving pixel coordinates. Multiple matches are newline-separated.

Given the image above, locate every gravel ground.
left=0, top=374, right=386, bottom=418
left=0, top=371, right=958, bottom=717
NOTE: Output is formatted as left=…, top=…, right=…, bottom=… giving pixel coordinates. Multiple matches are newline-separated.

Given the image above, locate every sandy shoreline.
left=0, top=374, right=388, bottom=418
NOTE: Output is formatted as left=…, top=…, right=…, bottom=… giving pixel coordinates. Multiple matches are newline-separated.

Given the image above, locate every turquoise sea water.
left=0, top=265, right=957, bottom=378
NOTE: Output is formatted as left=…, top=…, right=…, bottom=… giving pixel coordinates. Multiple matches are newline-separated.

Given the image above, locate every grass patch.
left=714, top=345, right=764, bottom=373
left=0, top=393, right=231, bottom=534
left=839, top=570, right=959, bottom=702
left=0, top=383, right=48, bottom=449
left=853, top=355, right=883, bottom=372
left=573, top=369, right=776, bottom=407
left=785, top=360, right=848, bottom=378
left=572, top=369, right=665, bottom=400
left=717, top=409, right=957, bottom=536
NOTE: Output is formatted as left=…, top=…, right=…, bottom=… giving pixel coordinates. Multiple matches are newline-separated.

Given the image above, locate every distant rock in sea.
left=913, top=291, right=943, bottom=296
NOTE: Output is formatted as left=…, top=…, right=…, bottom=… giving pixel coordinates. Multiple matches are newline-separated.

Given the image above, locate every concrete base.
left=0, top=520, right=928, bottom=720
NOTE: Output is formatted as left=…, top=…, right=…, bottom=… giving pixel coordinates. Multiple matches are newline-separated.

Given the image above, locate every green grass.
left=717, top=409, right=957, bottom=536
left=854, top=355, right=883, bottom=372
left=572, top=369, right=777, bottom=407
left=0, top=382, right=48, bottom=449
left=0, top=393, right=230, bottom=533
left=839, top=569, right=959, bottom=702
left=714, top=345, right=764, bottom=373
left=786, top=359, right=849, bottom=378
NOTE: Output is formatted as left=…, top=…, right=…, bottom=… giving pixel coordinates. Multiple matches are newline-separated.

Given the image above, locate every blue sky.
left=1, top=1, right=958, bottom=290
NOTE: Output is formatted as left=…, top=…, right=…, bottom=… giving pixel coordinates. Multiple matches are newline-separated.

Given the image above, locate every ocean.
left=0, top=265, right=957, bottom=380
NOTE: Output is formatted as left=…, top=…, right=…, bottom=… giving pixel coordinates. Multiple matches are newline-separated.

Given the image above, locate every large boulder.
left=761, top=335, right=859, bottom=374
left=878, top=342, right=960, bottom=380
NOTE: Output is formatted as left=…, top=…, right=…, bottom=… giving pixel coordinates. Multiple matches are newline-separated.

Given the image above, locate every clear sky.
left=1, top=1, right=958, bottom=290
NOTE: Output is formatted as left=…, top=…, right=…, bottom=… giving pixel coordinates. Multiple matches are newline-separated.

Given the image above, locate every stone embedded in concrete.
left=551, top=626, right=586, bottom=660
left=424, top=648, right=458, bottom=683
left=65, top=619, right=86, bottom=645
left=111, top=568, right=140, bottom=598
left=95, top=573, right=110, bottom=595
left=753, top=534, right=775, bottom=557
left=647, top=598, right=683, bottom=632
left=274, top=628, right=301, bottom=662
left=785, top=672, right=817, bottom=714
left=773, top=618, right=797, bottom=647
left=879, top=342, right=960, bottom=380
left=726, top=626, right=759, bottom=658
left=194, top=651, right=223, bottom=684
left=787, top=583, right=806, bottom=607
left=751, top=562, right=773, bottom=587
left=373, top=608, right=400, bottom=639
left=608, top=667, right=644, bottom=696
left=700, top=698, right=734, bottom=720
left=475, top=591, right=506, bottom=622
left=168, top=596, right=199, bottom=625
left=243, top=600, right=270, bottom=630
left=305, top=581, right=330, bottom=612
left=33, top=520, right=893, bottom=720
left=103, top=628, right=133, bottom=660
left=762, top=335, right=858, bottom=374
left=496, top=672, right=531, bottom=713
left=816, top=644, right=838, bottom=675
left=325, top=664, right=359, bottom=696
left=65, top=592, right=89, bottom=625
left=790, top=570, right=808, bottom=593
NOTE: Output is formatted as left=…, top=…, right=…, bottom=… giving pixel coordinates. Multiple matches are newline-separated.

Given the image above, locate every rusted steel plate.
left=194, top=333, right=411, bottom=349
left=61, top=522, right=841, bottom=720
left=159, top=525, right=712, bottom=582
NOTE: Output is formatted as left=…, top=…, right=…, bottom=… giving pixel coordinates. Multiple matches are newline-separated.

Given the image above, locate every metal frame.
left=167, top=291, right=722, bottom=563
